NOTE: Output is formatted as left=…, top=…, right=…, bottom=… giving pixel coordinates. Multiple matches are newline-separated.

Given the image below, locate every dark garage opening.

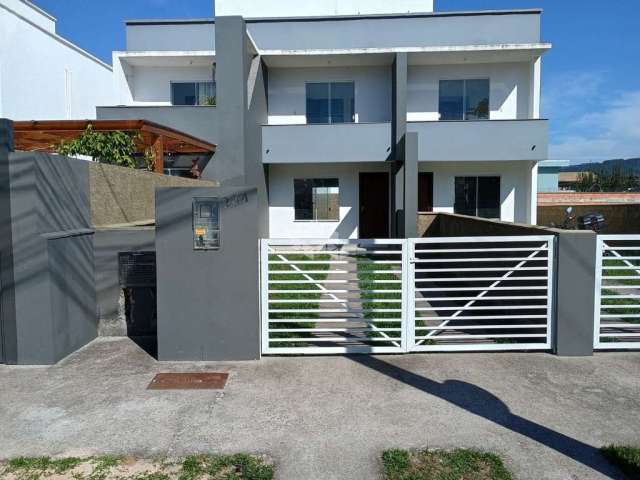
left=119, top=252, right=157, bottom=358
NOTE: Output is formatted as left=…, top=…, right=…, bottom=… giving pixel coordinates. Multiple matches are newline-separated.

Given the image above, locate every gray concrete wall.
left=94, top=228, right=155, bottom=334
left=2, top=147, right=97, bottom=364
left=204, top=16, right=270, bottom=237
left=262, top=123, right=391, bottom=163
left=408, top=119, right=548, bottom=162
left=0, top=119, right=15, bottom=363
left=247, top=11, right=541, bottom=51
left=96, top=106, right=219, bottom=146
left=155, top=186, right=260, bottom=361
left=554, top=231, right=597, bottom=356
left=126, top=21, right=216, bottom=52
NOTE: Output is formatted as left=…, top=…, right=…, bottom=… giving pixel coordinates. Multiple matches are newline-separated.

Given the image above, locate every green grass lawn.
left=268, top=253, right=330, bottom=348
left=1, top=454, right=274, bottom=480
left=382, top=449, right=513, bottom=480
left=601, top=445, right=640, bottom=479
left=357, top=256, right=403, bottom=347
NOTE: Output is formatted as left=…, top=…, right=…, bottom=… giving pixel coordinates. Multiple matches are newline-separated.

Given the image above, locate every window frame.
left=170, top=80, right=216, bottom=106
left=453, top=175, right=501, bottom=219
left=438, top=78, right=490, bottom=121
left=305, top=81, right=356, bottom=125
left=293, top=177, right=340, bottom=222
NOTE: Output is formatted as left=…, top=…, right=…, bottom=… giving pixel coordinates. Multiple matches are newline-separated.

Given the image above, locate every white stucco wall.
left=267, top=66, right=392, bottom=125
left=419, top=160, right=536, bottom=224
left=130, top=66, right=213, bottom=105
left=268, top=163, right=390, bottom=239
left=0, top=0, right=113, bottom=120
left=269, top=160, right=536, bottom=238
left=407, top=62, right=532, bottom=121
left=216, top=0, right=434, bottom=18
left=1, top=0, right=55, bottom=32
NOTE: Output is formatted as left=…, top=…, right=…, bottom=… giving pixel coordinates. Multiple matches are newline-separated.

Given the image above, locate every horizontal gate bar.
left=417, top=296, right=547, bottom=301
left=413, top=257, right=549, bottom=263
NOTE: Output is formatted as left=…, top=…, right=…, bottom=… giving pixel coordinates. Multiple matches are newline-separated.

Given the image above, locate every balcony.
left=407, top=119, right=548, bottom=162
left=96, top=105, right=218, bottom=145
left=262, top=123, right=392, bottom=164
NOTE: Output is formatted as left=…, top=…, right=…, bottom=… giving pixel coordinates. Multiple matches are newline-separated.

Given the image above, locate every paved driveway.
left=1, top=338, right=639, bottom=479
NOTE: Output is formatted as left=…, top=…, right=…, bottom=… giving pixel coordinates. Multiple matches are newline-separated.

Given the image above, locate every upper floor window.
left=439, top=79, right=489, bottom=121
left=306, top=82, right=355, bottom=124
left=171, top=81, right=216, bottom=106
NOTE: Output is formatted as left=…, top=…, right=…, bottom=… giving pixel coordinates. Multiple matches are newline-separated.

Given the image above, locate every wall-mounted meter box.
left=193, top=197, right=220, bottom=250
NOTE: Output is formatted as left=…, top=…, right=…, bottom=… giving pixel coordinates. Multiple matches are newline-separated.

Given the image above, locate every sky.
left=31, top=0, right=640, bottom=163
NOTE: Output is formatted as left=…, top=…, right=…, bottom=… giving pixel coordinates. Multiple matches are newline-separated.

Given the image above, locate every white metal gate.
left=261, top=239, right=407, bottom=354
left=594, top=235, right=640, bottom=349
left=408, top=236, right=555, bottom=352
left=260, top=236, right=555, bottom=355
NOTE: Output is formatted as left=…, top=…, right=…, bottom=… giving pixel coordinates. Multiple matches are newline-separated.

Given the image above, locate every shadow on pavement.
left=349, top=355, right=622, bottom=479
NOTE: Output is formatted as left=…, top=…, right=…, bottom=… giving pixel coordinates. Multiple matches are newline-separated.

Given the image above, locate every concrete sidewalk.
left=1, top=338, right=638, bottom=480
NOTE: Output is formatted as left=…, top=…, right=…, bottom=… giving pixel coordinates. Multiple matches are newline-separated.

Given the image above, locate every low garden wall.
left=89, top=162, right=217, bottom=227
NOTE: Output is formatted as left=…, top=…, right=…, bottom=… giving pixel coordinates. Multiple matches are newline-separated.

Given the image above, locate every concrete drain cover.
left=147, top=373, right=229, bottom=390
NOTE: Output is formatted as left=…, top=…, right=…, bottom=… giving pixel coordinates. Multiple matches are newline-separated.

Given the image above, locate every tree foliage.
left=575, top=167, right=639, bottom=192
left=55, top=125, right=143, bottom=168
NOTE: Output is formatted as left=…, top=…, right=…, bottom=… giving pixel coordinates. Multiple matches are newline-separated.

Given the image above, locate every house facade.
left=0, top=0, right=113, bottom=120
left=98, top=0, right=550, bottom=238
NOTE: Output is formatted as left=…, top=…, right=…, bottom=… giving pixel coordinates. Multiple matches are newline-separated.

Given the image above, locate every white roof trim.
left=115, top=50, right=216, bottom=58
left=259, top=43, right=552, bottom=56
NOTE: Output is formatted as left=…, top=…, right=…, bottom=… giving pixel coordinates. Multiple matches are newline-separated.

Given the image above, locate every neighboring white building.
left=99, top=0, right=551, bottom=237
left=0, top=0, right=113, bottom=120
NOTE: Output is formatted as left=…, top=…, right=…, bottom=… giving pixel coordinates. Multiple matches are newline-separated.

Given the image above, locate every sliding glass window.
left=294, top=179, right=339, bottom=221
left=171, top=81, right=216, bottom=106
left=439, top=79, right=489, bottom=120
left=306, top=82, right=355, bottom=124
left=454, top=176, right=500, bottom=219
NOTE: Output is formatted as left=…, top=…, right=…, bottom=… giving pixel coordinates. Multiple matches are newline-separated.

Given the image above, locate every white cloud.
left=549, top=89, right=640, bottom=161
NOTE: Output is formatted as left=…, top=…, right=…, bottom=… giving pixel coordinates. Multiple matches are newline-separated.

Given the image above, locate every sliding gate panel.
left=261, top=239, right=407, bottom=354
left=409, top=236, right=555, bottom=352
left=594, top=235, right=640, bottom=349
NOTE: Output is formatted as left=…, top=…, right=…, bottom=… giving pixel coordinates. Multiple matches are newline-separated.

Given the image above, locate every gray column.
left=205, top=16, right=248, bottom=184
left=404, top=132, right=418, bottom=239
left=0, top=119, right=16, bottom=363
left=391, top=53, right=408, bottom=238
left=554, top=230, right=597, bottom=356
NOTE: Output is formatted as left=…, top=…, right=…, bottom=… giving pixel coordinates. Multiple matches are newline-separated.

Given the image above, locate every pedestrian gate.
left=260, top=236, right=555, bottom=355
left=594, top=235, right=640, bottom=349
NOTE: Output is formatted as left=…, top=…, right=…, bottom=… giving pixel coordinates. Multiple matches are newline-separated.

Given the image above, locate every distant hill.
left=561, top=158, right=640, bottom=175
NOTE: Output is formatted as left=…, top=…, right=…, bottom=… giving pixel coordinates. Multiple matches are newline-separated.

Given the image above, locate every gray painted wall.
left=0, top=119, right=15, bottom=363
left=204, top=16, right=270, bottom=237
left=96, top=106, right=219, bottom=146
left=408, top=119, right=548, bottom=162
left=247, top=11, right=541, bottom=51
left=155, top=186, right=260, bottom=361
left=126, top=21, right=215, bottom=51
left=554, top=230, right=597, bottom=356
left=94, top=228, right=155, bottom=325
left=1, top=146, right=97, bottom=364
left=262, top=123, right=391, bottom=163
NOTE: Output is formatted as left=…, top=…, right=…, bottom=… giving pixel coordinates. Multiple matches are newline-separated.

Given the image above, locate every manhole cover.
left=147, top=372, right=229, bottom=390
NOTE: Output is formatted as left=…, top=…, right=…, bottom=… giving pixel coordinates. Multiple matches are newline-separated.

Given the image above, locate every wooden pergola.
left=13, top=120, right=216, bottom=174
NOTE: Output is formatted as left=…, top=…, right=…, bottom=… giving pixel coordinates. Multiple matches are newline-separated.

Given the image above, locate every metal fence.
left=409, top=236, right=555, bottom=352
left=260, top=236, right=556, bottom=355
left=261, top=239, right=407, bottom=354
left=594, top=235, right=640, bottom=349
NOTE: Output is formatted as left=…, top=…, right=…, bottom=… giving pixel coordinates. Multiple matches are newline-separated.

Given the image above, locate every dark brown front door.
left=418, top=172, right=434, bottom=212
left=359, top=172, right=389, bottom=238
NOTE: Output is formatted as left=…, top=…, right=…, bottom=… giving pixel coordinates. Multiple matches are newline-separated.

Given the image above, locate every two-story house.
left=98, top=0, right=550, bottom=238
